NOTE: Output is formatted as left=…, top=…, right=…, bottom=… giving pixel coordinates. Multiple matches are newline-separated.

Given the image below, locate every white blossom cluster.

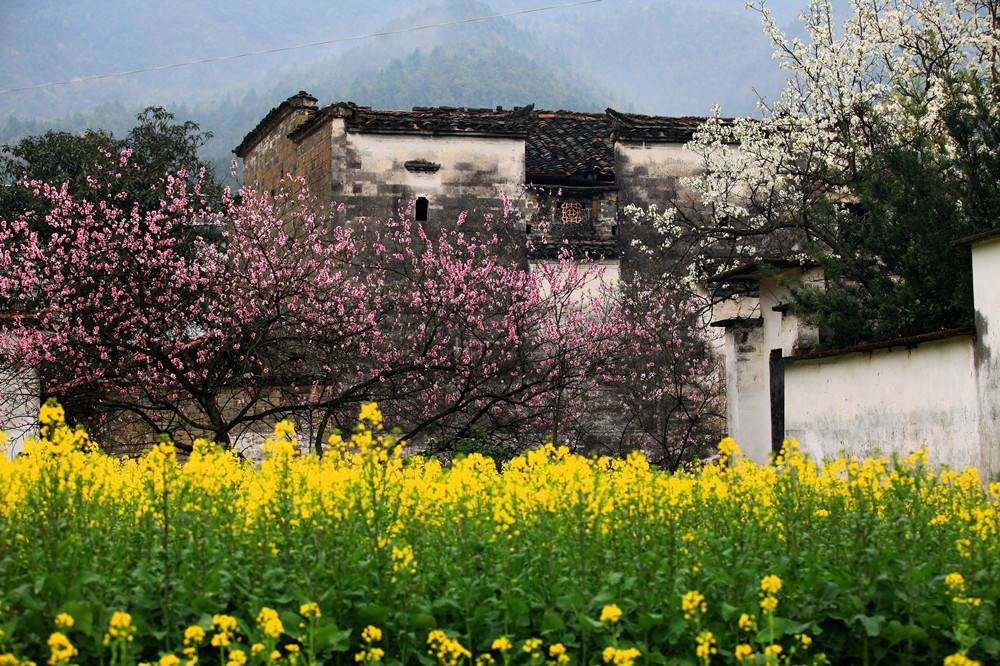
left=638, top=0, right=999, bottom=255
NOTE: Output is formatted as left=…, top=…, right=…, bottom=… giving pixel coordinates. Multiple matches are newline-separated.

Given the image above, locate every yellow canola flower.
left=945, top=572, right=965, bottom=591
left=54, top=613, right=74, bottom=630
left=362, top=626, right=383, bottom=643
left=38, top=401, right=65, bottom=426
left=549, top=643, right=570, bottom=664
left=599, top=604, right=623, bottom=624
left=427, top=630, right=471, bottom=666
left=695, top=630, right=716, bottom=660
left=104, top=611, right=135, bottom=645
left=47, top=632, right=77, bottom=666
left=491, top=637, right=512, bottom=652
left=718, top=437, right=741, bottom=458
left=299, top=602, right=321, bottom=620
left=4, top=401, right=1000, bottom=666
left=226, top=649, right=248, bottom=666
left=183, top=625, right=205, bottom=645
left=256, top=607, right=284, bottom=639
left=681, top=591, right=706, bottom=620
left=944, top=654, right=981, bottom=666
left=760, top=575, right=782, bottom=595
left=602, top=646, right=641, bottom=666
left=734, top=644, right=753, bottom=662
left=359, top=402, right=384, bottom=428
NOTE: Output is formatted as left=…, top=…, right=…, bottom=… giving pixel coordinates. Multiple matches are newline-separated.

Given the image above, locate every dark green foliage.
left=0, top=107, right=224, bottom=226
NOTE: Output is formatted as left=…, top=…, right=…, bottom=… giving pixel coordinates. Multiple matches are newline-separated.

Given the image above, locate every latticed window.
left=560, top=201, right=583, bottom=224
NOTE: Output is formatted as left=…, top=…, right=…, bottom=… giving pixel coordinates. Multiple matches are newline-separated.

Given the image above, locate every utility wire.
left=0, top=0, right=604, bottom=96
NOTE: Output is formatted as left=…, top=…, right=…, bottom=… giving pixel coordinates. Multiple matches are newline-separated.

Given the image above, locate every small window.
left=611, top=224, right=618, bottom=237
left=525, top=223, right=533, bottom=235
left=415, top=197, right=429, bottom=222
left=560, top=201, right=582, bottom=224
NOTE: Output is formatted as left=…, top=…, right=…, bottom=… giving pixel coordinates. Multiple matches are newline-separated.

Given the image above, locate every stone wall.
left=241, top=100, right=323, bottom=198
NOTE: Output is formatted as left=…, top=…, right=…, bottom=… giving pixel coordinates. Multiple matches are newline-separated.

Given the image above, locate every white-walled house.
left=711, top=231, right=1000, bottom=479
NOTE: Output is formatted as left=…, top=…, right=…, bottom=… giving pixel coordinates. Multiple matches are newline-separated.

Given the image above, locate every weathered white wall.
left=341, top=132, right=525, bottom=223
left=615, top=142, right=703, bottom=178
left=716, top=268, right=820, bottom=462
left=529, top=259, right=621, bottom=303
left=1, top=364, right=38, bottom=459
left=723, top=323, right=772, bottom=463
left=784, top=337, right=980, bottom=468
left=973, top=237, right=1000, bottom=479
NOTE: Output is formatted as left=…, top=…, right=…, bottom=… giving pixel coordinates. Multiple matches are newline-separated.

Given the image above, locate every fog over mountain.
left=0, top=0, right=848, bottom=175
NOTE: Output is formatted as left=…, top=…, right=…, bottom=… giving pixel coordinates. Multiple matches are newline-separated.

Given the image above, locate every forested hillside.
left=1, top=0, right=847, bottom=184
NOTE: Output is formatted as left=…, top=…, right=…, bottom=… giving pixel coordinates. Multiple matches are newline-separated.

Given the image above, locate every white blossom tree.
left=632, top=0, right=1000, bottom=344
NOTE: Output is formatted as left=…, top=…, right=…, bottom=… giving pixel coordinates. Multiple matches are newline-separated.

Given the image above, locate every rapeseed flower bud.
left=299, top=602, right=321, bottom=620
left=491, top=637, right=512, bottom=652
left=695, top=631, right=716, bottom=660
left=681, top=591, right=706, bottom=620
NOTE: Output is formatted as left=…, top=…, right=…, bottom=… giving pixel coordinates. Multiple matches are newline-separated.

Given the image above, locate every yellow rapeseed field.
left=0, top=402, right=997, bottom=665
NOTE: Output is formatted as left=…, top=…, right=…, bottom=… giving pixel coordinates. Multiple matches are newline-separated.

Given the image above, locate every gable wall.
left=241, top=107, right=327, bottom=197
left=335, top=132, right=526, bottom=226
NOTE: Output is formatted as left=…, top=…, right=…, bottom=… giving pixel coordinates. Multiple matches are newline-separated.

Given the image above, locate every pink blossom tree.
left=0, top=150, right=646, bottom=456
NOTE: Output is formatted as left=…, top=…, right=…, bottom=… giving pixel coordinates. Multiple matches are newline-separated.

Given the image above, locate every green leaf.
left=853, top=614, right=885, bottom=637
left=541, top=610, right=565, bottom=633
left=408, top=612, right=437, bottom=631
left=59, top=601, right=93, bottom=634
left=882, top=620, right=927, bottom=646
left=981, top=637, right=1000, bottom=656
left=357, top=604, right=390, bottom=626
left=314, top=624, right=352, bottom=652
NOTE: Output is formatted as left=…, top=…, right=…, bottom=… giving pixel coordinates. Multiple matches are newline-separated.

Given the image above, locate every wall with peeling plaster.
left=718, top=238, right=1000, bottom=477
left=784, top=337, right=980, bottom=469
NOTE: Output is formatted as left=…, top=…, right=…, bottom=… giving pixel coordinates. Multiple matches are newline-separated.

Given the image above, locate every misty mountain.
left=1, top=0, right=854, bottom=183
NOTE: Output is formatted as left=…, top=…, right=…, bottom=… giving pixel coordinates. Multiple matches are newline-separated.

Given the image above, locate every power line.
left=0, top=0, right=605, bottom=96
